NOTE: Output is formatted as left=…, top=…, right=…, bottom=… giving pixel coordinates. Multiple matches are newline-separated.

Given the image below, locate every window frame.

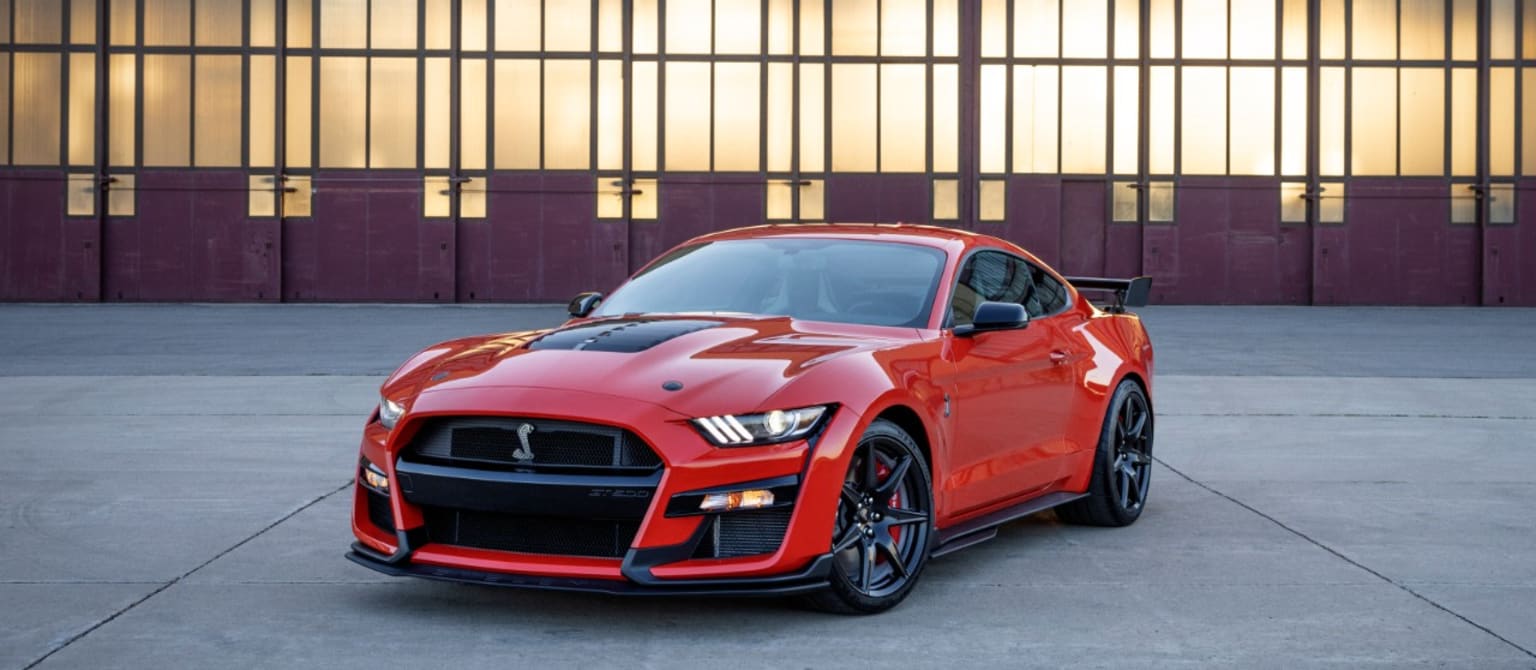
left=941, top=246, right=1074, bottom=330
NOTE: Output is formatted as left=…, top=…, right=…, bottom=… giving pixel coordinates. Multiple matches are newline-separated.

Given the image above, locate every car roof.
left=687, top=223, right=984, bottom=250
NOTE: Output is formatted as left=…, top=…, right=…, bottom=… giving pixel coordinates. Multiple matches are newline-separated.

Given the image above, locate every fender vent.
left=528, top=319, right=722, bottom=353
left=691, top=508, right=793, bottom=559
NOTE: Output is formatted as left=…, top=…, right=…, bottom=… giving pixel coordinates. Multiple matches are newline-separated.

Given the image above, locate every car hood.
left=398, top=315, right=919, bottom=418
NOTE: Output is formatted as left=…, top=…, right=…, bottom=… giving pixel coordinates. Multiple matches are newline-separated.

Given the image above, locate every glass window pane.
left=494, top=59, right=540, bottom=169
left=143, top=54, right=191, bottom=167
left=1182, top=0, right=1226, bottom=58
left=980, top=64, right=1005, bottom=172
left=424, top=176, right=451, bottom=218
left=144, top=0, right=191, bottom=45
left=1229, top=67, right=1274, bottom=176
left=1280, top=182, right=1306, bottom=223
left=287, top=0, right=312, bottom=48
left=1148, top=181, right=1173, bottom=222
left=1281, top=67, right=1307, bottom=175
left=1351, top=67, right=1396, bottom=175
left=767, top=180, right=793, bottom=219
left=286, top=57, right=312, bottom=168
left=1320, top=0, right=1344, bottom=59
left=1352, top=0, right=1396, bottom=59
left=461, top=178, right=487, bottom=218
left=1230, top=0, right=1275, bottom=59
left=597, top=60, right=624, bottom=170
left=979, top=179, right=1006, bottom=221
left=71, top=0, right=96, bottom=43
left=1150, top=0, right=1174, bottom=58
left=110, top=0, right=135, bottom=45
left=249, top=175, right=276, bottom=217
left=371, top=0, right=417, bottom=49
left=319, top=56, right=366, bottom=168
left=1062, top=0, right=1106, bottom=58
left=667, top=0, right=711, bottom=53
left=1013, top=65, right=1060, bottom=173
left=425, top=58, right=450, bottom=169
left=0, top=55, right=8, bottom=164
left=596, top=176, right=624, bottom=219
left=284, top=175, right=312, bottom=217
left=108, top=174, right=136, bottom=216
left=598, top=0, right=623, bottom=51
left=321, top=0, right=366, bottom=48
left=935, top=0, right=958, bottom=57
left=195, top=55, right=242, bottom=167
left=716, top=62, right=763, bottom=168
left=1016, top=0, right=1060, bottom=58
left=933, top=179, right=958, bottom=220
left=1491, top=0, right=1515, bottom=59
left=1181, top=67, right=1226, bottom=175
left=544, top=60, right=589, bottom=169
left=1061, top=66, right=1106, bottom=174
left=633, top=178, right=659, bottom=219
left=1113, top=66, right=1137, bottom=175
left=545, top=0, right=590, bottom=51
left=666, top=62, right=711, bottom=170
left=461, top=59, right=488, bottom=170
left=69, top=173, right=96, bottom=217
left=934, top=64, right=959, bottom=173
left=1282, top=0, right=1307, bottom=59
left=767, top=63, right=793, bottom=172
left=424, top=0, right=450, bottom=48
left=834, top=0, right=878, bottom=55
left=1400, top=0, right=1444, bottom=60
left=882, top=0, right=926, bottom=57
left=981, top=0, right=1007, bottom=58
left=799, top=64, right=824, bottom=172
left=1451, top=185, right=1475, bottom=223
left=800, top=179, right=824, bottom=220
left=832, top=63, right=877, bottom=171
left=1451, top=68, right=1476, bottom=176
left=252, top=0, right=277, bottom=46
left=1527, top=0, right=1536, bottom=58
left=1149, top=66, right=1173, bottom=174
left=68, top=53, right=95, bottom=166
left=15, top=0, right=63, bottom=43
left=634, top=0, right=657, bottom=51
left=800, top=0, right=825, bottom=55
left=1452, top=0, right=1476, bottom=59
left=633, top=62, right=659, bottom=170
left=1112, top=182, right=1137, bottom=222
left=461, top=0, right=487, bottom=50
left=195, top=0, right=242, bottom=45
left=1399, top=68, right=1443, bottom=175
left=880, top=64, right=926, bottom=172
left=250, top=56, right=275, bottom=168
left=717, top=0, right=761, bottom=54
left=1319, top=67, right=1344, bottom=175
left=494, top=0, right=538, bottom=49
left=1525, top=70, right=1536, bottom=174
left=1490, top=68, right=1515, bottom=175
left=109, top=54, right=135, bottom=166
left=1114, top=0, right=1138, bottom=57
left=1489, top=184, right=1515, bottom=224
left=768, top=0, right=794, bottom=53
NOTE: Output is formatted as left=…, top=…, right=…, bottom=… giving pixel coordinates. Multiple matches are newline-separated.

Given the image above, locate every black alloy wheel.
left=804, top=419, right=933, bottom=614
left=1056, top=379, right=1155, bottom=527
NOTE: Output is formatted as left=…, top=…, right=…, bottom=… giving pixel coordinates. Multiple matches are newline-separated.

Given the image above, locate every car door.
left=937, top=251, right=1078, bottom=513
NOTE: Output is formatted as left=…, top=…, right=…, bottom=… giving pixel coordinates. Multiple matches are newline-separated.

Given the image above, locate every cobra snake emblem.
left=513, top=423, right=536, bottom=461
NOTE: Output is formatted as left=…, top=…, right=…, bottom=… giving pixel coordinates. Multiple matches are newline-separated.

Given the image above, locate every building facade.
left=0, top=0, right=1533, bottom=304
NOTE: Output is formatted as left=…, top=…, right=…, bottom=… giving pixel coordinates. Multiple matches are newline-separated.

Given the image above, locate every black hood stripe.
left=528, top=319, right=724, bottom=353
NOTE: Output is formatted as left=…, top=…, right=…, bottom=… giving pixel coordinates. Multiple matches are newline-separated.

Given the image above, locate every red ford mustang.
left=349, top=224, right=1154, bottom=613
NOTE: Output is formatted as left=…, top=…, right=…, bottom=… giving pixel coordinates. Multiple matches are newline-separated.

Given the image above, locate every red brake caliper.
left=877, top=462, right=901, bottom=546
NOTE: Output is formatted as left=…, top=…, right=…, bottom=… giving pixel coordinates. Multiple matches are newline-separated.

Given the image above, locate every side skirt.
left=931, top=491, right=1088, bottom=558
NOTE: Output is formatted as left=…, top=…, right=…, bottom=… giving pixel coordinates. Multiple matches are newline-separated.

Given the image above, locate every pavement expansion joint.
left=1154, top=456, right=1536, bottom=662
left=21, top=481, right=352, bottom=670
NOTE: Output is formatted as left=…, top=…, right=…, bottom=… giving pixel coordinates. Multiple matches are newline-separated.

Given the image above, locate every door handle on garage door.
left=1049, top=350, right=1070, bottom=365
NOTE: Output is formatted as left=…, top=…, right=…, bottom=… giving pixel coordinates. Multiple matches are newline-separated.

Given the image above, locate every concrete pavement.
left=1, top=305, right=1533, bottom=668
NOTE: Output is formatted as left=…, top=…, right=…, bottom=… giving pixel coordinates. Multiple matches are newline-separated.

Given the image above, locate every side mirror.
left=953, top=301, right=1029, bottom=337
left=568, top=291, right=604, bottom=318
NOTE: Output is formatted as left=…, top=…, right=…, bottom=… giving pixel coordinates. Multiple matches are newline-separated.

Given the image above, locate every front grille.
left=692, top=508, right=794, bottom=559
left=365, top=490, right=395, bottom=533
left=410, top=417, right=661, bottom=474
left=422, top=506, right=639, bottom=558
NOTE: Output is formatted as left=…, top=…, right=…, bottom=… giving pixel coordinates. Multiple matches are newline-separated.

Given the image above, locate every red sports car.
left=349, top=224, right=1154, bottom=613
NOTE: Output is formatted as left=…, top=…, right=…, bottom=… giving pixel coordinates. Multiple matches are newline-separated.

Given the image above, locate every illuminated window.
left=108, top=174, right=136, bottom=216
left=195, top=0, right=242, bottom=46
left=1319, top=67, right=1345, bottom=176
left=1490, top=68, right=1515, bottom=176
left=715, top=62, right=761, bottom=171
left=767, top=180, right=794, bottom=220
left=13, top=53, right=61, bottom=165
left=1182, top=0, right=1225, bottom=59
left=597, top=176, right=625, bottom=219
left=667, top=0, right=712, bottom=53
left=1015, top=0, right=1059, bottom=58
left=494, top=59, right=540, bottom=169
left=68, top=174, right=96, bottom=217
left=716, top=0, right=762, bottom=54
left=111, top=0, right=137, bottom=45
left=1150, top=0, right=1173, bottom=58
left=981, top=0, right=1006, bottom=58
left=68, top=54, right=95, bottom=167
left=1351, top=68, right=1396, bottom=176
left=143, top=55, right=191, bottom=166
left=1280, top=68, right=1307, bottom=175
left=461, top=59, right=488, bottom=171
left=1319, top=0, right=1344, bottom=58
left=1352, top=0, right=1395, bottom=59
left=767, top=63, right=794, bottom=172
left=195, top=55, right=242, bottom=167
left=1280, top=182, right=1307, bottom=223
left=288, top=0, right=312, bottom=47
left=882, top=0, right=925, bottom=57
left=249, top=175, right=278, bottom=217
left=1450, top=185, right=1476, bottom=224
left=979, top=64, right=1006, bottom=173
left=1149, top=66, right=1174, bottom=174
left=633, top=62, right=659, bottom=171
left=1401, top=0, right=1444, bottom=60
left=0, top=55, right=8, bottom=164
left=319, top=57, right=366, bottom=168
left=110, top=54, right=136, bottom=166
left=633, top=178, right=660, bottom=220
left=1112, top=182, right=1138, bottom=222
left=371, top=58, right=418, bottom=168
left=934, top=65, right=959, bottom=173
left=1525, top=70, right=1536, bottom=174
left=371, top=0, right=417, bottom=49
left=634, top=0, right=658, bottom=52
left=597, top=60, right=624, bottom=171
left=800, top=64, right=825, bottom=172
left=1060, top=0, right=1104, bottom=58
left=1230, top=0, right=1274, bottom=59
left=1400, top=68, right=1444, bottom=176
left=1011, top=65, right=1059, bottom=174
left=321, top=0, right=366, bottom=48
left=71, top=0, right=96, bottom=44
left=426, top=0, right=451, bottom=48
left=880, top=64, right=926, bottom=172
left=980, top=179, right=1006, bottom=221
left=933, top=179, right=959, bottom=221
left=665, top=62, right=711, bottom=170
left=424, top=176, right=453, bottom=218
left=1113, top=66, right=1137, bottom=175
left=425, top=58, right=451, bottom=170
left=833, top=0, right=878, bottom=56
left=1318, top=181, right=1344, bottom=223
left=598, top=0, right=623, bottom=51
left=832, top=64, right=877, bottom=172
left=250, top=56, right=277, bottom=168
left=252, top=0, right=278, bottom=46
left=1282, top=0, right=1307, bottom=59
left=284, top=175, right=313, bottom=217
left=1451, top=69, right=1476, bottom=176
left=461, top=0, right=488, bottom=50
left=546, top=0, right=591, bottom=51
left=1060, top=66, right=1106, bottom=174
left=1181, top=67, right=1226, bottom=175
left=1489, top=184, right=1515, bottom=224
left=461, top=178, right=487, bottom=218
left=1229, top=67, right=1275, bottom=176
left=286, top=57, right=313, bottom=168
left=1491, top=0, right=1515, bottom=59
left=1147, top=182, right=1174, bottom=222
left=800, top=179, right=824, bottom=220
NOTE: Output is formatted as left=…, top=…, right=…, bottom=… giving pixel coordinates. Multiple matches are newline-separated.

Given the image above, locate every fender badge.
left=662, top=380, right=684, bottom=391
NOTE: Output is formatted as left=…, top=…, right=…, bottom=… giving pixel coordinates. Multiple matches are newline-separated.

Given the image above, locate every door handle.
left=1049, top=350, right=1070, bottom=365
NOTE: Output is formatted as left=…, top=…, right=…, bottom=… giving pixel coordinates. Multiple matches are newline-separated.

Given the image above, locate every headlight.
left=691, top=405, right=832, bottom=446
left=377, top=397, right=405, bottom=429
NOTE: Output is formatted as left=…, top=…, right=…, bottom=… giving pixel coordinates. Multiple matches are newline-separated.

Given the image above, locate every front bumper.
left=350, top=387, right=860, bottom=593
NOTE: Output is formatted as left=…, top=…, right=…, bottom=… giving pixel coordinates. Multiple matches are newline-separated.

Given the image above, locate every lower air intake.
left=693, top=507, right=794, bottom=559
left=421, top=506, right=639, bottom=558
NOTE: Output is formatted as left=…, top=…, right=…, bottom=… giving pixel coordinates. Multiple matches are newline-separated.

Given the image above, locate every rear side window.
left=949, top=251, right=1031, bottom=327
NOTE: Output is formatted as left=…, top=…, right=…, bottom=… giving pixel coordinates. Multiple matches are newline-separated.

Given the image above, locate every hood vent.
left=528, top=319, right=723, bottom=353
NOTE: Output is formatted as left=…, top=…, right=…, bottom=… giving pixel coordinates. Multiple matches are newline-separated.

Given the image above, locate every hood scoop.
left=528, top=319, right=723, bottom=353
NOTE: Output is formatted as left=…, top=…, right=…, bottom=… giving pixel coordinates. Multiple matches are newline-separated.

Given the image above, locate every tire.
left=1056, top=379, right=1154, bottom=527
left=802, top=419, right=935, bottom=615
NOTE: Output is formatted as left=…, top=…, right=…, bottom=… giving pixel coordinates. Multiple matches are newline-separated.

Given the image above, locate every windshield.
left=593, top=238, right=948, bottom=328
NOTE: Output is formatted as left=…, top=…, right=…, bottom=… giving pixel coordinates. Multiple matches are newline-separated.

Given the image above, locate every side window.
left=949, top=252, right=1032, bottom=327
left=1025, top=264, right=1069, bottom=317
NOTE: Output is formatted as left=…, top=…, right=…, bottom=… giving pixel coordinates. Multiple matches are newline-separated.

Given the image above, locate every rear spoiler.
left=1064, top=276, right=1153, bottom=313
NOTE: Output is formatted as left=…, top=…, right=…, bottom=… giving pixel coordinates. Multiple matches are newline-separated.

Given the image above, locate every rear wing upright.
left=1064, top=276, right=1153, bottom=314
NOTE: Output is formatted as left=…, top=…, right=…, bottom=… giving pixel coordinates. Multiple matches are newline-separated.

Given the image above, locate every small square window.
left=932, top=179, right=959, bottom=221
left=461, top=177, right=487, bottom=218
left=424, top=176, right=453, bottom=218
left=1112, top=181, right=1138, bottom=222
left=1489, top=183, right=1515, bottom=224
left=767, top=180, right=795, bottom=220
left=283, top=175, right=312, bottom=217
left=67, top=173, right=96, bottom=217
left=107, top=174, right=135, bottom=216
left=1450, top=184, right=1476, bottom=224
left=1147, top=181, right=1174, bottom=222
left=249, top=175, right=277, bottom=217
left=799, top=179, right=824, bottom=221
left=1318, top=181, right=1344, bottom=224
left=632, top=178, right=659, bottom=220
left=1280, top=182, right=1307, bottom=223
left=979, top=179, right=1006, bottom=222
